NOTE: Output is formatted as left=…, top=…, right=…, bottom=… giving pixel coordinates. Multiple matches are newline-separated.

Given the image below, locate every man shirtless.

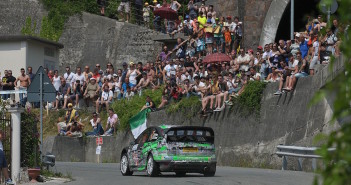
left=135, top=72, right=150, bottom=96
left=14, top=68, right=31, bottom=107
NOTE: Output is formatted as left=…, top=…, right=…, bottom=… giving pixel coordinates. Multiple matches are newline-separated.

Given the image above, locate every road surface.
left=54, top=162, right=315, bottom=185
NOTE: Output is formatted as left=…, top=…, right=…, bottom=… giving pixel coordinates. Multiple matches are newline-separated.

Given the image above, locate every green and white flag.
left=129, top=109, right=151, bottom=139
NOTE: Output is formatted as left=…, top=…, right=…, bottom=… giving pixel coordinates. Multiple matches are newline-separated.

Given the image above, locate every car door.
left=130, top=128, right=151, bottom=169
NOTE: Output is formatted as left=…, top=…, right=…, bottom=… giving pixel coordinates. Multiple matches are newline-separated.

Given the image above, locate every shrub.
left=21, top=110, right=41, bottom=168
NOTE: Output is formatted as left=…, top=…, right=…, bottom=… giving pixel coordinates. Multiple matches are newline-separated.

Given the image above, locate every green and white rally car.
left=120, top=125, right=216, bottom=177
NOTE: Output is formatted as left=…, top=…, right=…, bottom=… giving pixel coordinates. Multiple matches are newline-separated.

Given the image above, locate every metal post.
left=327, top=6, right=331, bottom=23
left=290, top=0, right=294, bottom=40
left=312, top=158, right=317, bottom=171
left=40, top=72, right=43, bottom=162
left=297, top=158, right=303, bottom=171
left=282, top=156, right=287, bottom=170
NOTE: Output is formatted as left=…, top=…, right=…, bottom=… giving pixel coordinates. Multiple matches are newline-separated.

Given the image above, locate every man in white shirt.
left=237, top=48, right=250, bottom=71
left=103, top=108, right=118, bottom=136
left=163, top=60, right=178, bottom=79
left=71, top=67, right=86, bottom=87
left=96, top=85, right=113, bottom=113
left=64, top=66, right=75, bottom=87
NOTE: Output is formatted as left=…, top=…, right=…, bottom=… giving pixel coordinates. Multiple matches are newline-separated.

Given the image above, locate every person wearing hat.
left=213, top=17, right=224, bottom=53
left=64, top=103, right=79, bottom=125
left=183, top=14, right=194, bottom=36
left=83, top=77, right=100, bottom=107
left=205, top=18, right=214, bottom=54
left=143, top=2, right=151, bottom=28
left=126, top=61, right=141, bottom=90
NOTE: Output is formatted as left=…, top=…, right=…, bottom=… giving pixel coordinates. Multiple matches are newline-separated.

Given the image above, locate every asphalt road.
left=54, top=162, right=315, bottom=185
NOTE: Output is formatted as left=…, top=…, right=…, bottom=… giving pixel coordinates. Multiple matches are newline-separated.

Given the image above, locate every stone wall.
left=59, top=12, right=162, bottom=72
left=0, top=0, right=47, bottom=36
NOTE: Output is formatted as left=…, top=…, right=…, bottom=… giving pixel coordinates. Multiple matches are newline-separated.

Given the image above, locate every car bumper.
left=158, top=161, right=216, bottom=173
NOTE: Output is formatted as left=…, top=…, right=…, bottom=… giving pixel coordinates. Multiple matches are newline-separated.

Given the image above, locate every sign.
left=27, top=66, right=56, bottom=102
left=320, top=0, right=338, bottom=14
left=96, top=146, right=102, bottom=155
left=96, top=137, right=103, bottom=145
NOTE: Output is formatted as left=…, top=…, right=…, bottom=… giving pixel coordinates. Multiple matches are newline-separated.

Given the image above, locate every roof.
left=0, top=35, right=64, bottom=49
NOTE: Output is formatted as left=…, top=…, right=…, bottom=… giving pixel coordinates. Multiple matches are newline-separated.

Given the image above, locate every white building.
left=0, top=35, right=64, bottom=78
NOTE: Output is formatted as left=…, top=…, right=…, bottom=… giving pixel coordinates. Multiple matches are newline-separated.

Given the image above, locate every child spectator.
left=143, top=2, right=151, bottom=28
left=223, top=25, right=232, bottom=54
left=96, top=84, right=113, bottom=113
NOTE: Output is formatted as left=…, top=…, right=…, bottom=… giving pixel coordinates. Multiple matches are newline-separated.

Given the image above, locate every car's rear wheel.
left=175, top=172, right=186, bottom=177
left=204, top=165, right=216, bottom=177
left=146, top=154, right=159, bottom=177
left=120, top=153, right=133, bottom=176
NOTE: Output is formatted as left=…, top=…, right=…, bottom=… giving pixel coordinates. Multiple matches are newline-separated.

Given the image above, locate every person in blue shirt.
left=298, top=34, right=309, bottom=59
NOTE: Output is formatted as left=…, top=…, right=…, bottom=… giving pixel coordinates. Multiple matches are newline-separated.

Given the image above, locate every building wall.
left=26, top=41, right=59, bottom=73
left=0, top=41, right=27, bottom=78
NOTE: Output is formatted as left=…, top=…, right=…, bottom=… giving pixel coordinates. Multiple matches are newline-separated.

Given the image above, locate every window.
left=44, top=47, right=55, bottom=57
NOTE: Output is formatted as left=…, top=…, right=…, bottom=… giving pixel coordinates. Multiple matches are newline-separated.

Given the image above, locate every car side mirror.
left=151, top=133, right=158, bottom=141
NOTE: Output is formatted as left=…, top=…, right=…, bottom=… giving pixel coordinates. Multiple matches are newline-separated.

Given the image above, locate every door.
left=130, top=128, right=151, bottom=169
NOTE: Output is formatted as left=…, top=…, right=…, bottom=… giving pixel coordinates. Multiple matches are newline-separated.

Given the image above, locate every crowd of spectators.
left=0, top=1, right=343, bottom=135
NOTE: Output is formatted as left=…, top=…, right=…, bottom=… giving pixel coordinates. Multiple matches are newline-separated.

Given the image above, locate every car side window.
left=136, top=128, right=151, bottom=148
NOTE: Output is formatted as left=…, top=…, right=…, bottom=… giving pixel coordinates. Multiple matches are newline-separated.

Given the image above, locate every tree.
left=315, top=0, right=351, bottom=184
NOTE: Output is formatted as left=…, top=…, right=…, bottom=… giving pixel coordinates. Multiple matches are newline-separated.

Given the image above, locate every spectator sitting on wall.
left=86, top=112, right=104, bottom=136
left=103, top=108, right=119, bottom=136
left=97, top=0, right=106, bottom=16
left=141, top=96, right=156, bottom=111
left=83, top=78, right=100, bottom=107
left=96, top=84, right=113, bottom=113
left=55, top=78, right=71, bottom=109
left=64, top=103, right=79, bottom=125
left=65, top=121, right=84, bottom=137
left=285, top=51, right=309, bottom=91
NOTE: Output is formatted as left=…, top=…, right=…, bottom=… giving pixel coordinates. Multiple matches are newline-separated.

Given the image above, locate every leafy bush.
left=111, top=88, right=163, bottom=130
left=236, top=81, right=267, bottom=113
left=21, top=110, right=41, bottom=168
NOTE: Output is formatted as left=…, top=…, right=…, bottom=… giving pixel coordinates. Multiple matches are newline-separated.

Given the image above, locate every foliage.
left=313, top=0, right=351, bottom=185
left=111, top=88, right=163, bottom=130
left=21, top=17, right=37, bottom=37
left=166, top=96, right=201, bottom=118
left=236, top=81, right=267, bottom=113
left=21, top=110, right=41, bottom=168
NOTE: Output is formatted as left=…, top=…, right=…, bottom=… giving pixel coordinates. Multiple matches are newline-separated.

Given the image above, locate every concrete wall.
left=0, top=41, right=27, bottom=78
left=58, top=12, right=162, bottom=72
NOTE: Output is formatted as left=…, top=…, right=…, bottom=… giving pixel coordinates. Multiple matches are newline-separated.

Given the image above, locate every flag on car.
left=129, top=108, right=151, bottom=139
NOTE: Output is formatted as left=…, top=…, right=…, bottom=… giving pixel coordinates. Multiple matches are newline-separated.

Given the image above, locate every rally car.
left=120, top=125, right=216, bottom=177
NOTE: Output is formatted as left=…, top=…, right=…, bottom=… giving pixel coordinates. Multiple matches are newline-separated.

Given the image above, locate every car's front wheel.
left=120, top=153, right=133, bottom=176
left=146, top=154, right=159, bottom=177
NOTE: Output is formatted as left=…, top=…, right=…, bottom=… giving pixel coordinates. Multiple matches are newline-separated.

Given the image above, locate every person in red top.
left=92, top=68, right=101, bottom=82
left=48, top=70, right=54, bottom=80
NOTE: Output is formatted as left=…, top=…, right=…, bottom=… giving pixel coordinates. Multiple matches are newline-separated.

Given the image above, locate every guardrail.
left=276, top=145, right=335, bottom=171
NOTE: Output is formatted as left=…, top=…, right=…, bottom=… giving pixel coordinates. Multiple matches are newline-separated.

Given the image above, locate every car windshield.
left=166, top=127, right=214, bottom=143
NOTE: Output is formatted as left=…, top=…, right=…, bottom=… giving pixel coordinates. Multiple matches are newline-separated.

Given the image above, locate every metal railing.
left=276, top=145, right=335, bottom=171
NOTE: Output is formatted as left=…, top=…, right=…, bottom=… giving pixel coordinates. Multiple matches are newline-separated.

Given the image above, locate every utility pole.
left=291, top=0, right=294, bottom=40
